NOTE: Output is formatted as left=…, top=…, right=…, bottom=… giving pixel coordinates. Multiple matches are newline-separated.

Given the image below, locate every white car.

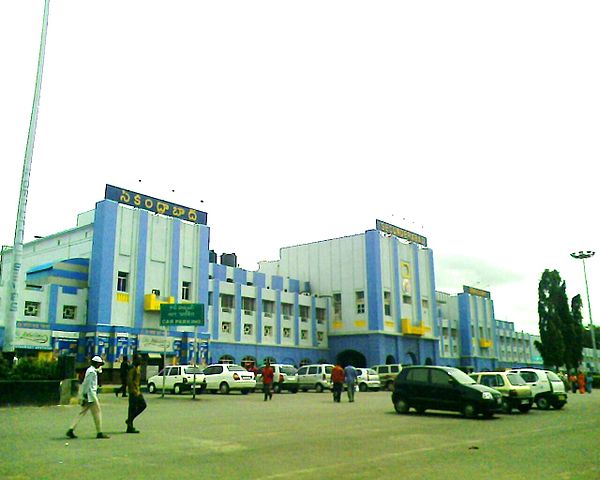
left=508, top=368, right=567, bottom=410
left=255, top=364, right=299, bottom=393
left=296, top=364, right=334, bottom=392
left=355, top=368, right=381, bottom=392
left=203, top=363, right=256, bottom=394
left=147, top=365, right=205, bottom=394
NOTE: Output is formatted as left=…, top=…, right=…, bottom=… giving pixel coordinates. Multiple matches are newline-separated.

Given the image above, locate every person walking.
left=344, top=364, right=358, bottom=402
left=262, top=361, right=274, bottom=401
left=578, top=371, right=586, bottom=394
left=331, top=363, right=345, bottom=403
left=586, top=371, right=593, bottom=394
left=66, top=355, right=110, bottom=439
left=115, top=355, right=130, bottom=398
left=125, top=354, right=147, bottom=433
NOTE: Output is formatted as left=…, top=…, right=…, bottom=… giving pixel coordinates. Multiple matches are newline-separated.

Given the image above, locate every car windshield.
left=280, top=366, right=297, bottom=375
left=228, top=365, right=246, bottom=372
left=545, top=371, right=561, bottom=382
left=185, top=367, right=203, bottom=374
left=507, top=373, right=527, bottom=386
left=366, top=369, right=377, bottom=375
left=448, top=369, right=477, bottom=385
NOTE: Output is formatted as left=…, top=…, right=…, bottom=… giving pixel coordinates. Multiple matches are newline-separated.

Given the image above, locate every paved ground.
left=1, top=388, right=599, bottom=480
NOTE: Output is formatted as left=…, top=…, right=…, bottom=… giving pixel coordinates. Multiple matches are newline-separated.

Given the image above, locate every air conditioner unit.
left=243, top=324, right=252, bottom=335
left=221, top=323, right=231, bottom=333
left=152, top=289, right=160, bottom=296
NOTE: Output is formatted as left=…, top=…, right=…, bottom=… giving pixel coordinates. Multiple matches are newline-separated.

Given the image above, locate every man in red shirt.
left=262, top=361, right=275, bottom=401
left=331, top=363, right=345, bottom=403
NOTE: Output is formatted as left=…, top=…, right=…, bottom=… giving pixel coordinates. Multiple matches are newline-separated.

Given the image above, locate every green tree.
left=536, top=269, right=567, bottom=369
left=563, top=294, right=584, bottom=371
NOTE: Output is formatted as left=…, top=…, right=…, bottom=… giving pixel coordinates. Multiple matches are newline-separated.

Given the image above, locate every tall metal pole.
left=581, top=258, right=598, bottom=371
left=3, top=0, right=51, bottom=354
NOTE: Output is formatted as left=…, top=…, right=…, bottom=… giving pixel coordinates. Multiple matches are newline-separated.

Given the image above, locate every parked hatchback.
left=203, top=363, right=256, bottom=394
left=392, top=365, right=503, bottom=418
left=508, top=368, right=567, bottom=410
left=470, top=371, right=534, bottom=413
left=255, top=364, right=299, bottom=393
left=297, top=364, right=333, bottom=392
left=355, top=368, right=381, bottom=392
left=371, top=364, right=402, bottom=391
left=147, top=365, right=205, bottom=395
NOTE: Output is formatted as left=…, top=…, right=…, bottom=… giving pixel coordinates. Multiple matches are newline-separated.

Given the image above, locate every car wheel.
left=315, top=384, right=324, bottom=393
left=553, top=402, right=565, bottom=410
left=241, top=389, right=250, bottom=395
left=394, top=398, right=410, bottom=414
left=501, top=399, right=512, bottom=414
left=462, top=403, right=478, bottom=419
left=359, top=383, right=368, bottom=392
left=482, top=411, right=495, bottom=419
left=219, top=382, right=230, bottom=394
left=301, top=388, right=308, bottom=392
left=536, top=396, right=551, bottom=410
left=415, top=407, right=426, bottom=415
left=291, top=388, right=298, bottom=394
left=173, top=384, right=182, bottom=395
left=209, top=389, right=217, bottom=395
left=148, top=383, right=156, bottom=394
left=273, top=384, right=282, bottom=394
left=517, top=404, right=531, bottom=413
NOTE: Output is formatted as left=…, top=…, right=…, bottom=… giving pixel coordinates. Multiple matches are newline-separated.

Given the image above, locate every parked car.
left=203, top=363, right=256, bottom=394
left=371, top=364, right=402, bottom=391
left=296, top=364, right=334, bottom=392
left=146, top=365, right=205, bottom=394
left=470, top=371, right=534, bottom=413
left=392, top=365, right=503, bottom=418
left=508, top=368, right=567, bottom=410
left=255, top=364, right=299, bottom=393
left=355, top=368, right=381, bottom=392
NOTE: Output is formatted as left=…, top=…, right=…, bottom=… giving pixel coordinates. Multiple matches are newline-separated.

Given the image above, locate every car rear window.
left=518, top=371, right=538, bottom=383
left=366, top=369, right=377, bottom=375
left=325, top=366, right=333, bottom=374
left=185, top=367, right=203, bottom=374
left=545, top=371, right=561, bottom=382
left=280, top=366, right=297, bottom=375
left=228, top=365, right=246, bottom=372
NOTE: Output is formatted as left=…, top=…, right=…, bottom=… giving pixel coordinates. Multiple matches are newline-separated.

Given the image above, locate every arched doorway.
left=424, top=357, right=433, bottom=365
left=385, top=355, right=396, bottom=365
left=219, top=354, right=235, bottom=364
left=405, top=351, right=417, bottom=365
left=336, top=350, right=367, bottom=368
left=241, top=355, right=256, bottom=369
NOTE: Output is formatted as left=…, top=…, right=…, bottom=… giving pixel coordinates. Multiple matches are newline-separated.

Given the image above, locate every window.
left=263, top=325, right=273, bottom=337
left=402, top=295, right=412, bottom=305
left=283, top=327, right=291, bottom=338
left=243, top=324, right=253, bottom=335
left=26, top=284, right=43, bottom=291
left=317, top=331, right=324, bottom=342
left=390, top=365, right=400, bottom=373
left=282, top=303, right=293, bottom=319
left=422, top=299, right=429, bottom=309
left=182, top=281, right=191, bottom=301
left=430, top=369, right=450, bottom=385
left=299, top=305, right=310, bottom=321
left=242, top=297, right=255, bottom=313
left=384, top=291, right=391, bottom=316
left=308, top=366, right=318, bottom=375
left=117, top=272, right=129, bottom=292
left=355, top=291, right=365, bottom=314
left=300, top=329, right=308, bottom=340
left=220, top=294, right=234, bottom=311
left=316, top=308, right=326, bottom=324
left=407, top=369, right=428, bottom=383
left=333, top=293, right=342, bottom=320
left=263, top=300, right=275, bottom=317
left=24, top=301, right=40, bottom=317
left=378, top=366, right=389, bottom=374
left=62, top=305, right=77, bottom=320
left=208, top=292, right=213, bottom=306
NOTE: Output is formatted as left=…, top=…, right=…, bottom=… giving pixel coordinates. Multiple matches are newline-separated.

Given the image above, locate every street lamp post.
left=570, top=250, right=598, bottom=372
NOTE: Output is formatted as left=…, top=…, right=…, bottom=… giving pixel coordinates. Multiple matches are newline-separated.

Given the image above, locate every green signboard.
left=160, top=303, right=205, bottom=326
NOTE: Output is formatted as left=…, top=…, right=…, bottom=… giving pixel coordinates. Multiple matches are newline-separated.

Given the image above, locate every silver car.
left=355, top=368, right=381, bottom=392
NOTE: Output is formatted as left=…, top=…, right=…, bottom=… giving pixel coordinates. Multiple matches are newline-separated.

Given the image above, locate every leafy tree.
left=536, top=269, right=566, bottom=369
left=563, top=294, right=584, bottom=371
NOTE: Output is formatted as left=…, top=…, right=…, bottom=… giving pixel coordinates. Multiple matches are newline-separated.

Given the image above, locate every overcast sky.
left=1, top=1, right=598, bottom=336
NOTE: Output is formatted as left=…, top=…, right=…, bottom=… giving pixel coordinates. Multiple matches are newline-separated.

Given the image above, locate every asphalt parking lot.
left=1, top=389, right=599, bottom=480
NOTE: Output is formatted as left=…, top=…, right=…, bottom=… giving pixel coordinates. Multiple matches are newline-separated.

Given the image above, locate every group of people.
left=568, top=371, right=594, bottom=394
left=331, top=363, right=358, bottom=403
left=66, top=354, right=147, bottom=439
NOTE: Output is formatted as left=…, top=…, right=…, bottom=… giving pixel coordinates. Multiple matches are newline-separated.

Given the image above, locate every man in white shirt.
left=66, top=355, right=110, bottom=439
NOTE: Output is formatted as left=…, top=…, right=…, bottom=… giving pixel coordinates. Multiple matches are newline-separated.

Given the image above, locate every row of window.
left=219, top=322, right=325, bottom=342
left=334, top=291, right=430, bottom=319
left=24, top=301, right=77, bottom=320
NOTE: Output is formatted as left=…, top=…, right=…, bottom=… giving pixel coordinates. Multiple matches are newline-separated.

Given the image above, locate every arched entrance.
left=336, top=350, right=367, bottom=368
left=424, top=357, right=433, bottom=365
left=219, top=354, right=235, bottom=364
left=405, top=351, right=417, bottom=365
left=385, top=355, right=396, bottom=365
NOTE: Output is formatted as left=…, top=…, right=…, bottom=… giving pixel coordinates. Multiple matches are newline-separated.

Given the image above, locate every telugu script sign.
left=463, top=285, right=491, bottom=299
left=105, top=184, right=207, bottom=225
left=160, top=303, right=205, bottom=326
left=376, top=219, right=428, bottom=247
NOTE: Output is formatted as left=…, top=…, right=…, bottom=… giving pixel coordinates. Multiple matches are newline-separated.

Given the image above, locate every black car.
left=392, top=366, right=503, bottom=418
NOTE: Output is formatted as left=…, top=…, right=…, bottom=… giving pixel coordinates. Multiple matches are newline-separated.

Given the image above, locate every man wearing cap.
left=66, top=355, right=110, bottom=439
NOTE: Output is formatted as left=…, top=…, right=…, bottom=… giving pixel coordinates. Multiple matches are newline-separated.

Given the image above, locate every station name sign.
left=105, top=184, right=207, bottom=225
left=376, top=219, right=427, bottom=247
left=463, top=285, right=491, bottom=299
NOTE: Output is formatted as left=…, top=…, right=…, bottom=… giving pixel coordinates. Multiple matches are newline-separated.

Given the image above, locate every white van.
left=508, top=368, right=567, bottom=410
left=296, top=364, right=334, bottom=392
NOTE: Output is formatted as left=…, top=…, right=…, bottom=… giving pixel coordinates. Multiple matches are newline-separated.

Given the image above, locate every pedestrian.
left=125, top=354, right=147, bottom=433
left=115, top=355, right=130, bottom=398
left=578, top=371, right=586, bottom=394
left=586, top=371, right=593, bottom=394
left=331, top=363, right=345, bottom=403
left=262, top=361, right=274, bottom=401
left=569, top=373, right=578, bottom=394
left=66, top=355, right=110, bottom=439
left=344, top=364, right=358, bottom=402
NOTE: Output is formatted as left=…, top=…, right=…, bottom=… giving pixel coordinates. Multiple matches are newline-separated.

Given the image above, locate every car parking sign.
left=160, top=304, right=205, bottom=326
